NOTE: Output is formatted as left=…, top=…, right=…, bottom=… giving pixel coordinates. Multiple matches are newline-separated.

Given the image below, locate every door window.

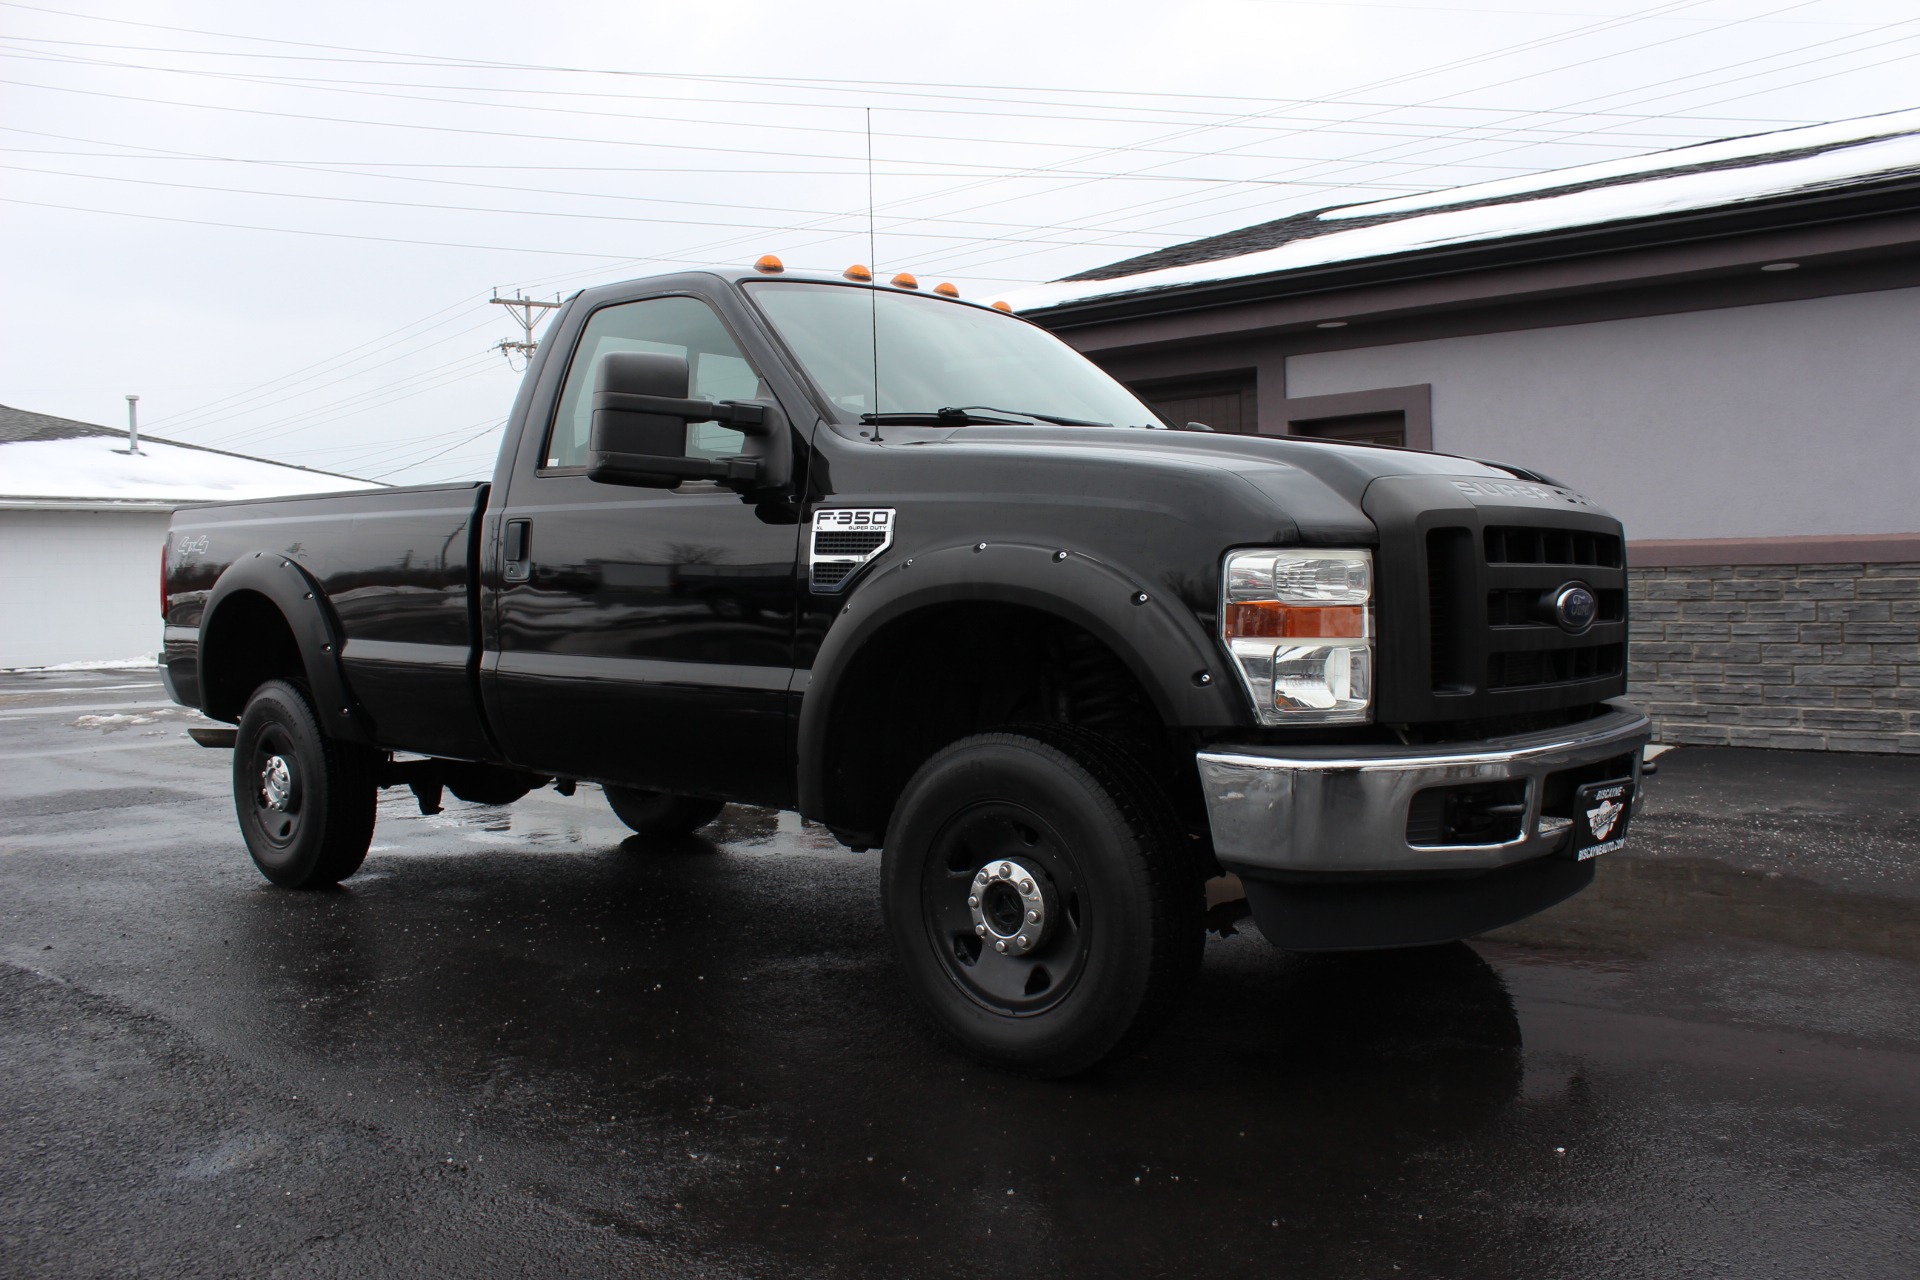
left=544, top=296, right=766, bottom=469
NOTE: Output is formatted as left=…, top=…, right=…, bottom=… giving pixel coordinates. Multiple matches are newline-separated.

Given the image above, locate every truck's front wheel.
left=232, top=679, right=377, bottom=888
left=881, top=727, right=1202, bottom=1077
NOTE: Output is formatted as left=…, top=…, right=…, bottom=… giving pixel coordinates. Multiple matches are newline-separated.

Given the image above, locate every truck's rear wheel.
left=881, top=726, right=1202, bottom=1077
left=604, top=786, right=725, bottom=837
left=232, top=679, right=377, bottom=888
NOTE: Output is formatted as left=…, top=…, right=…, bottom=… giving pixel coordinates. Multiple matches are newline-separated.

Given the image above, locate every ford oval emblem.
left=1553, top=583, right=1598, bottom=635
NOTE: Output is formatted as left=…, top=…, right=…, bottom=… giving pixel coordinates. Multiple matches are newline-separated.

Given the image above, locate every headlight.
left=1220, top=548, right=1373, bottom=725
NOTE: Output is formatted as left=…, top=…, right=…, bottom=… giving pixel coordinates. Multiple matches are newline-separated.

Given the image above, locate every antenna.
left=866, top=107, right=881, bottom=444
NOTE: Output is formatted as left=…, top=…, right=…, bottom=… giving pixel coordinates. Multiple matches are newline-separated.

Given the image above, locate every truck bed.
left=165, top=482, right=495, bottom=761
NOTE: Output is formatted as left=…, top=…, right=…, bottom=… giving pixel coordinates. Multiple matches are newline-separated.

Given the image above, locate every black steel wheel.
left=232, top=679, right=377, bottom=888
left=604, top=786, right=726, bottom=837
left=882, top=726, right=1202, bottom=1077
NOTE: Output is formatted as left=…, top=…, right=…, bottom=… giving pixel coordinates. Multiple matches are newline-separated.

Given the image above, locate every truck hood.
left=884, top=424, right=1561, bottom=546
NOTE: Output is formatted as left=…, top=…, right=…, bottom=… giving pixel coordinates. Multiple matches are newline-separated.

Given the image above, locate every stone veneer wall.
left=1627, top=561, right=1920, bottom=753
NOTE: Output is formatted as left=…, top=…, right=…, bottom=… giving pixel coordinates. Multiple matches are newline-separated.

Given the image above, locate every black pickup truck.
left=162, top=264, right=1649, bottom=1075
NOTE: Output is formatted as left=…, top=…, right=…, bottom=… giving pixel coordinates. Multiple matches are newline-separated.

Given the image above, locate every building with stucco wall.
left=1010, top=111, right=1920, bottom=753
left=0, top=405, right=377, bottom=668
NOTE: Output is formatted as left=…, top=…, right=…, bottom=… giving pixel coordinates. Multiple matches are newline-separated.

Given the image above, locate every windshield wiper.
left=859, top=408, right=1027, bottom=426
left=858, top=405, right=1112, bottom=427
left=946, top=404, right=1112, bottom=426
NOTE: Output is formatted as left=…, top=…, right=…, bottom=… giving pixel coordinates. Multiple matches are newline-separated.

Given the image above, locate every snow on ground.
left=0, top=436, right=377, bottom=503
left=1, top=656, right=159, bottom=672
left=1008, top=125, right=1920, bottom=314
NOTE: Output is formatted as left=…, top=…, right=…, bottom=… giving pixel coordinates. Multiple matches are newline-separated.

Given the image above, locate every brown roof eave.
left=1025, top=171, right=1920, bottom=331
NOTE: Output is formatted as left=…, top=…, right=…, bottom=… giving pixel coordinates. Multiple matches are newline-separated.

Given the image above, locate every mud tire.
left=881, top=725, right=1203, bottom=1078
left=232, top=679, right=378, bottom=888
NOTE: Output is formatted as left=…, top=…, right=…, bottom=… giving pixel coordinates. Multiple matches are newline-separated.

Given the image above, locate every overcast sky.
left=4, top=0, right=1917, bottom=485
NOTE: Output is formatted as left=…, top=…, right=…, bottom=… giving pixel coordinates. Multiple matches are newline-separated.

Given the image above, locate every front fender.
left=201, top=551, right=370, bottom=744
left=795, top=540, right=1246, bottom=819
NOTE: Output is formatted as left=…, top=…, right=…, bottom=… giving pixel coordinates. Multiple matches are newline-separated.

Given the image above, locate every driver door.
left=488, top=293, right=801, bottom=805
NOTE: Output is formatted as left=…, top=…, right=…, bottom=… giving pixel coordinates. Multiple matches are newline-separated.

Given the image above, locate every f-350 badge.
left=808, top=508, right=895, bottom=594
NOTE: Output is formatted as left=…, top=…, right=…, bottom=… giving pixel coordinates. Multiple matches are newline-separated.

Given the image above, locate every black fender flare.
left=201, top=551, right=370, bottom=744
left=795, top=540, right=1245, bottom=820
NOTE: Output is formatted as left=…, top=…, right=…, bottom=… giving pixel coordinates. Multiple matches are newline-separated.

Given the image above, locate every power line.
left=0, top=40, right=1762, bottom=152
left=0, top=0, right=1824, bottom=123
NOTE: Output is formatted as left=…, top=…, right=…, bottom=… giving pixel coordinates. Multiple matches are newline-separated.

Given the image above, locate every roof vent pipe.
left=124, top=394, right=143, bottom=456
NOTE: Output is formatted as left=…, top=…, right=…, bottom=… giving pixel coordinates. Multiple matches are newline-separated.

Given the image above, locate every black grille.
left=814, top=530, right=888, bottom=556
left=1487, top=587, right=1625, bottom=628
left=1487, top=643, right=1623, bottom=690
left=1485, top=526, right=1622, bottom=568
left=1399, top=515, right=1629, bottom=719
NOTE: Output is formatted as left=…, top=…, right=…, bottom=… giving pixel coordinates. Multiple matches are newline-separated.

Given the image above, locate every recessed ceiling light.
left=1760, top=262, right=1800, bottom=272
left=1316, top=320, right=1349, bottom=329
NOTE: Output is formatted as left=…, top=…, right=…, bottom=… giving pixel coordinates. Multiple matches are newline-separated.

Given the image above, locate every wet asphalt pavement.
left=2, top=670, right=1917, bottom=1278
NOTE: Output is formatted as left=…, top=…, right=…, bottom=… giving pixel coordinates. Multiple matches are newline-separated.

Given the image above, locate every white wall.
left=0, top=508, right=171, bottom=668
left=1285, top=287, right=1920, bottom=541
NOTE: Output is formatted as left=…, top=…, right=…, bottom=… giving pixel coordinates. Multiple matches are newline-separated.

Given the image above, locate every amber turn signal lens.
left=991, top=300, right=1013, bottom=312
left=843, top=264, right=873, bottom=282
left=1224, top=602, right=1367, bottom=640
left=890, top=272, right=919, bottom=289
left=933, top=282, right=959, bottom=297
left=753, top=254, right=785, bottom=274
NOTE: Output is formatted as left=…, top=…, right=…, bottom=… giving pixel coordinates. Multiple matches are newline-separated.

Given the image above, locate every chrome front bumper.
left=1196, top=701, right=1652, bottom=876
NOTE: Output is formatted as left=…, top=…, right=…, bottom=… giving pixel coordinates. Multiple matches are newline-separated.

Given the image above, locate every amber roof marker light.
left=991, top=300, right=1014, bottom=312
left=843, top=264, right=873, bottom=282
left=933, top=282, right=959, bottom=298
left=752, top=254, right=785, bottom=274
left=891, top=272, right=919, bottom=289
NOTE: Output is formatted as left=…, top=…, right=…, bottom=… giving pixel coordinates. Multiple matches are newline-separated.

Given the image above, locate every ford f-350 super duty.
left=162, top=265, right=1649, bottom=1076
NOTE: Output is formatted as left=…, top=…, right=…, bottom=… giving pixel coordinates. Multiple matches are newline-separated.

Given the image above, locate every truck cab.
left=163, top=265, right=1649, bottom=1076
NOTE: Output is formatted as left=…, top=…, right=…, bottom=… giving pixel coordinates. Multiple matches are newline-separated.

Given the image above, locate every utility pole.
left=490, top=290, right=562, bottom=368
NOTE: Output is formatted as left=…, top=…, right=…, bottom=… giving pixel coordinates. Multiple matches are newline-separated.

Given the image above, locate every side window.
left=544, top=296, right=767, bottom=469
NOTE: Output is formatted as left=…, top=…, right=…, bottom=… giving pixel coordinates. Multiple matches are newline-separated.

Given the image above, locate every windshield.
left=745, top=281, right=1161, bottom=428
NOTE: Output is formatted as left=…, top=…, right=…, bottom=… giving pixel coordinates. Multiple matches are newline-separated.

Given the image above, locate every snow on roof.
left=1007, top=111, right=1920, bottom=314
left=1320, top=106, right=1920, bottom=222
left=1, top=430, right=379, bottom=504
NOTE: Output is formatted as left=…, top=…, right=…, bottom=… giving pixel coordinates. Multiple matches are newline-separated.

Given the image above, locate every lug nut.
left=998, top=863, right=1011, bottom=876
left=967, top=895, right=979, bottom=908
left=995, top=940, right=1008, bottom=953
left=1016, top=935, right=1029, bottom=948
left=976, top=871, right=989, bottom=883
left=1020, top=880, right=1034, bottom=893
left=975, top=924, right=987, bottom=936
left=1027, top=910, right=1039, bottom=922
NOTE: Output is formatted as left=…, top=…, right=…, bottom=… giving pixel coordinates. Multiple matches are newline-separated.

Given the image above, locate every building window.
left=1290, top=411, right=1407, bottom=446
left=1278, top=384, right=1432, bottom=451
left=1130, top=373, right=1257, bottom=435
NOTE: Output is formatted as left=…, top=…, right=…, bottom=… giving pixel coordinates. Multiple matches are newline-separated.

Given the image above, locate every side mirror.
left=586, top=351, right=792, bottom=493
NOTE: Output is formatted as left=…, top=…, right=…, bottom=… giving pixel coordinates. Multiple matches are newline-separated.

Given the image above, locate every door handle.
left=503, top=519, right=531, bottom=582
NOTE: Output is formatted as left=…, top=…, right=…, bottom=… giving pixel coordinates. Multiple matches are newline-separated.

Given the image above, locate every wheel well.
left=201, top=590, right=307, bottom=722
left=818, top=603, right=1197, bottom=843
